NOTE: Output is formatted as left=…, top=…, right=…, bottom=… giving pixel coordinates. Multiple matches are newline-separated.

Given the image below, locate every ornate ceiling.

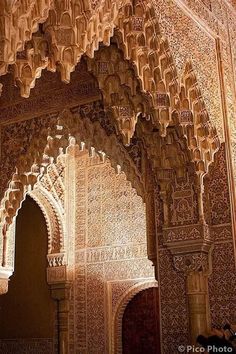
left=0, top=0, right=220, bottom=179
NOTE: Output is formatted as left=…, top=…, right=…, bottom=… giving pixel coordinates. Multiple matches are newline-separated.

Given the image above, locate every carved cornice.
left=47, top=253, right=66, bottom=267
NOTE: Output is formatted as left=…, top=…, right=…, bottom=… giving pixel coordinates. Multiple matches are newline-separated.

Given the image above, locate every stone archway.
left=112, top=280, right=158, bottom=354
left=122, top=286, right=160, bottom=354
left=0, top=0, right=222, bottom=281
left=0, top=108, right=145, bottom=279
left=0, top=116, right=157, bottom=353
left=0, top=32, right=221, bottom=287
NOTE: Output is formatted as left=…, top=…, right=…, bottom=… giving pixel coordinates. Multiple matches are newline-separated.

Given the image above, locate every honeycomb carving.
left=0, top=0, right=220, bottom=178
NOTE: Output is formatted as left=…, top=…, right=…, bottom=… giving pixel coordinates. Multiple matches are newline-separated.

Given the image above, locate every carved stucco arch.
left=0, top=0, right=220, bottom=176
left=6, top=182, right=65, bottom=267
left=29, top=186, right=65, bottom=265
left=112, top=280, right=158, bottom=354
left=0, top=108, right=145, bottom=276
left=0, top=179, right=65, bottom=294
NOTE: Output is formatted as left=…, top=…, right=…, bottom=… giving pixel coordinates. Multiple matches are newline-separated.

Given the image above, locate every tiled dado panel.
left=0, top=339, right=54, bottom=354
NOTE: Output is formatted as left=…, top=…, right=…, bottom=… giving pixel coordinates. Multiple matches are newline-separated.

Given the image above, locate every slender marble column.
left=186, top=271, right=210, bottom=344
left=50, top=281, right=71, bottom=354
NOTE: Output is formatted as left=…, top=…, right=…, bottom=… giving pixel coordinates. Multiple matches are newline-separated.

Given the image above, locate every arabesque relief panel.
left=71, top=153, right=155, bottom=354
left=205, top=145, right=236, bottom=327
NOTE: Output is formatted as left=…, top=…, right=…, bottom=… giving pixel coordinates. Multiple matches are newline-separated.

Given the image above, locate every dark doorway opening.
left=122, top=287, right=161, bottom=354
left=0, top=196, right=54, bottom=350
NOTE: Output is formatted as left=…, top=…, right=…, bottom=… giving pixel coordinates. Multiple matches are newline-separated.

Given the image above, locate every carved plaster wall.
left=205, top=145, right=236, bottom=327
left=0, top=144, right=156, bottom=353
left=67, top=150, right=155, bottom=354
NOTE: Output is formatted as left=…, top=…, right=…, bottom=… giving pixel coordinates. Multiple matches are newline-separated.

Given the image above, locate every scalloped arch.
left=0, top=108, right=144, bottom=269
left=29, top=186, right=65, bottom=256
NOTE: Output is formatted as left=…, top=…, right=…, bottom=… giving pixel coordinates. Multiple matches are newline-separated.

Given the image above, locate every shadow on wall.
left=0, top=196, right=55, bottom=353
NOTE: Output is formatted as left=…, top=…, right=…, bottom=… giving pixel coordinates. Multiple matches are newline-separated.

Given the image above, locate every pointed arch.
left=0, top=180, right=65, bottom=294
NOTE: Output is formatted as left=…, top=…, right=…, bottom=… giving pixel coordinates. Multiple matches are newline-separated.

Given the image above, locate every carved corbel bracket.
left=155, top=93, right=170, bottom=137
left=0, top=268, right=13, bottom=295
left=163, top=223, right=213, bottom=275
left=111, top=105, right=137, bottom=146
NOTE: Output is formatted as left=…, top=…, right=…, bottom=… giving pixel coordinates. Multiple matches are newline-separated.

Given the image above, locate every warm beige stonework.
left=0, top=1, right=236, bottom=353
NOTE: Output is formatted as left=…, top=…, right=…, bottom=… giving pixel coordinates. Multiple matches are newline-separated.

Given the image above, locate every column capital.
left=49, top=281, right=72, bottom=301
left=162, top=223, right=213, bottom=275
left=0, top=268, right=13, bottom=295
left=47, top=264, right=72, bottom=300
left=173, top=251, right=212, bottom=275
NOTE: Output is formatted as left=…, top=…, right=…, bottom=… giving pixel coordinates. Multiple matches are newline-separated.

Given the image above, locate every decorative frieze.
left=163, top=223, right=211, bottom=243
left=75, top=244, right=147, bottom=264
left=0, top=78, right=100, bottom=123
